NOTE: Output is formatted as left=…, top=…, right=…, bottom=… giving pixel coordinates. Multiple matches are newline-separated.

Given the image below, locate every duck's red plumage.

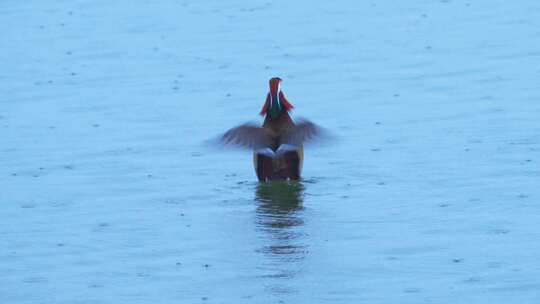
left=259, top=92, right=294, bottom=116
left=259, top=78, right=294, bottom=116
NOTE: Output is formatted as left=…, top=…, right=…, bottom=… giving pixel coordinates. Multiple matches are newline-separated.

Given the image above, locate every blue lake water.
left=1, top=0, right=540, bottom=303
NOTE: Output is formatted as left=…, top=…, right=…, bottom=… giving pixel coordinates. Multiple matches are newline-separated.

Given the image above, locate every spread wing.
left=281, top=118, right=329, bottom=146
left=219, top=123, right=274, bottom=149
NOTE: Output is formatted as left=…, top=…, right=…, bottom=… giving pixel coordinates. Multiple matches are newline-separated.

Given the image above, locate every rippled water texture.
left=2, top=0, right=540, bottom=303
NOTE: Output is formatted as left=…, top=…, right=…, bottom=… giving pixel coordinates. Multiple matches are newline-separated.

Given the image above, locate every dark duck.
left=219, top=77, right=327, bottom=181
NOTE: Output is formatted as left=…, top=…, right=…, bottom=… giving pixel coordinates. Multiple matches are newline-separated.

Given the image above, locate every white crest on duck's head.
left=269, top=77, right=282, bottom=109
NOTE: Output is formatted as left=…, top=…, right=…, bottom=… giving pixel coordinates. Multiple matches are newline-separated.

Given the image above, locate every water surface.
left=1, top=0, right=540, bottom=303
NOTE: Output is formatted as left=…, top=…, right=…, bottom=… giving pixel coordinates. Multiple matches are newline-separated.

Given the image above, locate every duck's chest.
left=263, top=114, right=294, bottom=137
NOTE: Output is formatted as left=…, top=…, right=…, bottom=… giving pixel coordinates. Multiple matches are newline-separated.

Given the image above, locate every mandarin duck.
left=220, top=77, right=327, bottom=181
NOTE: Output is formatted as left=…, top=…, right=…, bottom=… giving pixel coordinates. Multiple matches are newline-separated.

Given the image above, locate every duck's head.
left=268, top=77, right=282, bottom=119
left=261, top=77, right=294, bottom=119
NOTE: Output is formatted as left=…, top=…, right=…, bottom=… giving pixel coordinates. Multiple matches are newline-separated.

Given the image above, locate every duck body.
left=253, top=113, right=304, bottom=181
left=219, top=77, right=325, bottom=182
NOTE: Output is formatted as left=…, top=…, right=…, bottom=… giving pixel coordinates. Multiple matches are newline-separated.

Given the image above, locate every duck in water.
left=219, top=77, right=327, bottom=181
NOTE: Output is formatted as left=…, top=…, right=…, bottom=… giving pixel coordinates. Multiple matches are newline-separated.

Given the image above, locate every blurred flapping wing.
left=220, top=123, right=274, bottom=150
left=281, top=118, right=329, bottom=146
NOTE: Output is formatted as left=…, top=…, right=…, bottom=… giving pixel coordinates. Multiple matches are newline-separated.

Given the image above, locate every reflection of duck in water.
left=256, top=181, right=304, bottom=216
left=255, top=182, right=307, bottom=260
left=218, top=77, right=328, bottom=181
